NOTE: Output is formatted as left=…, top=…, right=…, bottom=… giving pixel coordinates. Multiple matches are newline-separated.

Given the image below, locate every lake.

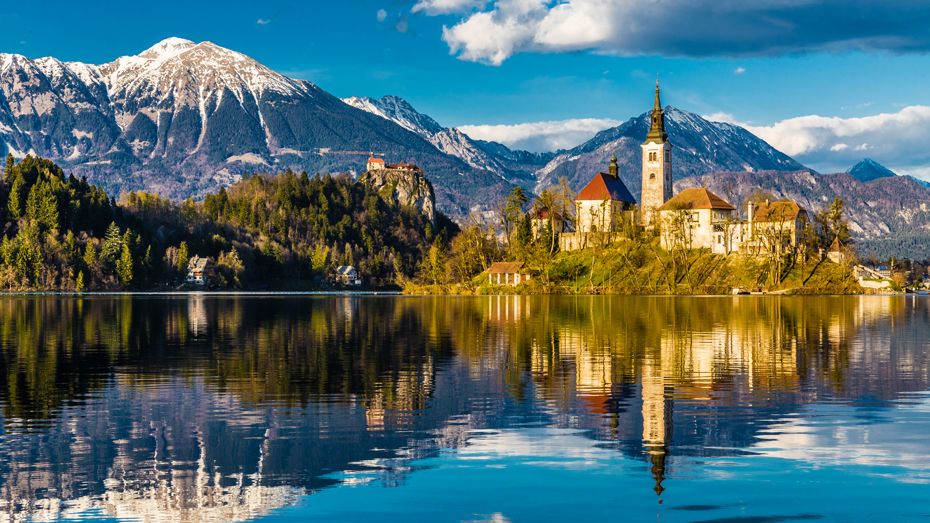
left=1, top=295, right=929, bottom=522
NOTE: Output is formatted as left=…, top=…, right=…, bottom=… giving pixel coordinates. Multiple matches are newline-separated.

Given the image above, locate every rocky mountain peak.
left=847, top=158, right=897, bottom=182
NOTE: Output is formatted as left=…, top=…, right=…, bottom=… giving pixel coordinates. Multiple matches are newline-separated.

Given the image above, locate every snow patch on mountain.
left=342, top=95, right=444, bottom=139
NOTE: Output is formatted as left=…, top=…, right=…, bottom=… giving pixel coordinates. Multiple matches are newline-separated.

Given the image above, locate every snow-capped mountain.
left=342, top=95, right=444, bottom=140
left=0, top=39, right=517, bottom=215
left=340, top=95, right=553, bottom=181
left=534, top=106, right=808, bottom=198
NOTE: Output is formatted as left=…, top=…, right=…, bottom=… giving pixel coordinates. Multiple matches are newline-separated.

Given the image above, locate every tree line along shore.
left=0, top=154, right=919, bottom=295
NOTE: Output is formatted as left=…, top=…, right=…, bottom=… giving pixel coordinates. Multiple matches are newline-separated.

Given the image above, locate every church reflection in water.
left=0, top=295, right=926, bottom=521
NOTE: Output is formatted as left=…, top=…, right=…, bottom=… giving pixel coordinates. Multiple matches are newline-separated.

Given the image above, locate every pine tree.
left=0, top=236, right=12, bottom=268
left=100, top=222, right=121, bottom=268
left=75, top=270, right=85, bottom=292
left=65, top=231, right=79, bottom=266
left=429, top=235, right=447, bottom=285
left=8, top=175, right=24, bottom=219
left=515, top=213, right=532, bottom=260
left=177, top=241, right=189, bottom=274
left=83, top=242, right=98, bottom=272
left=3, top=153, right=13, bottom=180
left=116, top=242, right=133, bottom=286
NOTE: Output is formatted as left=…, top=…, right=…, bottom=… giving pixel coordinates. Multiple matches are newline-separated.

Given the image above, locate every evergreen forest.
left=0, top=154, right=456, bottom=291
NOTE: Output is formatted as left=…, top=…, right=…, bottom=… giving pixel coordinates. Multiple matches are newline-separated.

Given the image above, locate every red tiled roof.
left=574, top=173, right=636, bottom=203
left=752, top=201, right=806, bottom=222
left=487, top=262, right=525, bottom=274
left=658, top=188, right=736, bottom=211
left=531, top=207, right=563, bottom=220
left=368, top=158, right=385, bottom=163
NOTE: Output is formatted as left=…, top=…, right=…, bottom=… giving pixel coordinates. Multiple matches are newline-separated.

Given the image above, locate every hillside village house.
left=186, top=256, right=212, bottom=285
left=560, top=84, right=811, bottom=256
left=335, top=266, right=362, bottom=286
left=487, top=262, right=531, bottom=286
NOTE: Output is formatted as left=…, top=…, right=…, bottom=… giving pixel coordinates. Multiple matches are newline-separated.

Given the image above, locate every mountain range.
left=0, top=38, right=513, bottom=215
left=3, top=37, right=930, bottom=257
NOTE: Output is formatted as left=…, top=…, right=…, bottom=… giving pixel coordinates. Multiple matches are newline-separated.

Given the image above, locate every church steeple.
left=645, top=81, right=668, bottom=145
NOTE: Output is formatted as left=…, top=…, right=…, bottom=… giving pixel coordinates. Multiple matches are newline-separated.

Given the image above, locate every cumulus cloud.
left=458, top=118, right=622, bottom=152
left=705, top=106, right=930, bottom=176
left=418, top=0, right=930, bottom=65
left=413, top=0, right=488, bottom=15
left=377, top=9, right=387, bottom=22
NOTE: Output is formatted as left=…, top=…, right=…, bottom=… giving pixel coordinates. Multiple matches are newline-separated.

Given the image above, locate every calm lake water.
left=1, top=295, right=930, bottom=522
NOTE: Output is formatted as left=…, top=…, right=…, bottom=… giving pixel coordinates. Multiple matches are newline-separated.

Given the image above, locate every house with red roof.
left=366, top=157, right=386, bottom=171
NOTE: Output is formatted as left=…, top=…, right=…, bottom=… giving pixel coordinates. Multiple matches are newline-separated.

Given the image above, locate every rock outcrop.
left=359, top=168, right=436, bottom=225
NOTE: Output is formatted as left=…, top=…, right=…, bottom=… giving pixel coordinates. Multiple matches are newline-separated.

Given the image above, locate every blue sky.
left=5, top=0, right=930, bottom=176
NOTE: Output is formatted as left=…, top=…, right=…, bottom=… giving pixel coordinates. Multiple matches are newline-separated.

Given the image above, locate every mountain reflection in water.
left=0, top=295, right=928, bottom=522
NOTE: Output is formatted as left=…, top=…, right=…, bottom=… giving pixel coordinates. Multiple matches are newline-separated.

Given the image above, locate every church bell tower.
left=640, top=82, right=673, bottom=225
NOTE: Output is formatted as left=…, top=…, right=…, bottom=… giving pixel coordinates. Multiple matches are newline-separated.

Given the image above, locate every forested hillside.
left=0, top=154, right=455, bottom=291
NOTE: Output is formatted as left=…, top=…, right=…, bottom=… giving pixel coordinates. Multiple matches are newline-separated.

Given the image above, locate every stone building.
left=560, top=155, right=637, bottom=250
left=640, top=82, right=674, bottom=226
left=366, top=157, right=386, bottom=171
left=744, top=200, right=809, bottom=253
left=657, top=188, right=739, bottom=254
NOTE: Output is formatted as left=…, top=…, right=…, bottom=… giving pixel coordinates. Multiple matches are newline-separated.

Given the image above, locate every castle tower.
left=640, top=82, right=673, bottom=226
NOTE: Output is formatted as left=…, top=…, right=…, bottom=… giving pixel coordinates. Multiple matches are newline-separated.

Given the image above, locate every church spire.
left=645, top=81, right=668, bottom=145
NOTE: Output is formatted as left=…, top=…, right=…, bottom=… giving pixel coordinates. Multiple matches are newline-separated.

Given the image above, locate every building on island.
left=640, top=82, right=674, bottom=226
left=658, top=188, right=739, bottom=254
left=745, top=200, right=809, bottom=253
left=530, top=207, right=570, bottom=239
left=560, top=155, right=637, bottom=250
left=367, top=156, right=422, bottom=173
left=487, top=262, right=531, bottom=286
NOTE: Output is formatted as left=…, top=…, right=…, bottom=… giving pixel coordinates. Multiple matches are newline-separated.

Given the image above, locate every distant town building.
left=186, top=256, right=211, bottom=285
left=335, top=265, right=362, bottom=286
left=487, top=262, right=531, bottom=286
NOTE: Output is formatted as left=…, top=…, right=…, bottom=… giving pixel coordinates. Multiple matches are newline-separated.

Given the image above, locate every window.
left=649, top=172, right=656, bottom=180
left=717, top=235, right=722, bottom=244
left=665, top=151, right=670, bottom=161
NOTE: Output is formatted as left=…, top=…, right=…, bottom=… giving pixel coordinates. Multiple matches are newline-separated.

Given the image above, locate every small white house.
left=335, top=265, right=362, bottom=286
left=186, top=256, right=210, bottom=285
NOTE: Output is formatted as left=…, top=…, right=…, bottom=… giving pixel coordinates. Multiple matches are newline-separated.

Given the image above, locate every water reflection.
left=0, top=295, right=928, bottom=521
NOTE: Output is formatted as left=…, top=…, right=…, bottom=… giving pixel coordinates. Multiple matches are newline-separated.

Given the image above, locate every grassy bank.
left=405, top=238, right=863, bottom=295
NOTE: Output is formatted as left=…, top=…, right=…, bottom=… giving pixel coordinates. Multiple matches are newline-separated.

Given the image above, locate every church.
left=559, top=82, right=674, bottom=251
left=557, top=83, right=807, bottom=254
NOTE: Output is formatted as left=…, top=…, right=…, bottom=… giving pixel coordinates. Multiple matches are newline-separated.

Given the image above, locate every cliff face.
left=359, top=168, right=436, bottom=225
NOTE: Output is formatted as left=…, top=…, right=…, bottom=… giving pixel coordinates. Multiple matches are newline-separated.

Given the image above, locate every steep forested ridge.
left=0, top=154, right=455, bottom=291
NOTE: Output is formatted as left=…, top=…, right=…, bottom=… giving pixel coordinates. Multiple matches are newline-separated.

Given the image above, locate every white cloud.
left=458, top=117, right=622, bottom=152
left=735, top=67, right=746, bottom=74
left=412, top=0, right=488, bottom=15
left=420, top=0, right=930, bottom=64
left=711, top=105, right=930, bottom=177
left=377, top=9, right=387, bottom=22
left=857, top=102, right=873, bottom=109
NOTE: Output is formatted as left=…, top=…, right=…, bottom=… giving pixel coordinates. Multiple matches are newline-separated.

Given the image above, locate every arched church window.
left=650, top=172, right=656, bottom=180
